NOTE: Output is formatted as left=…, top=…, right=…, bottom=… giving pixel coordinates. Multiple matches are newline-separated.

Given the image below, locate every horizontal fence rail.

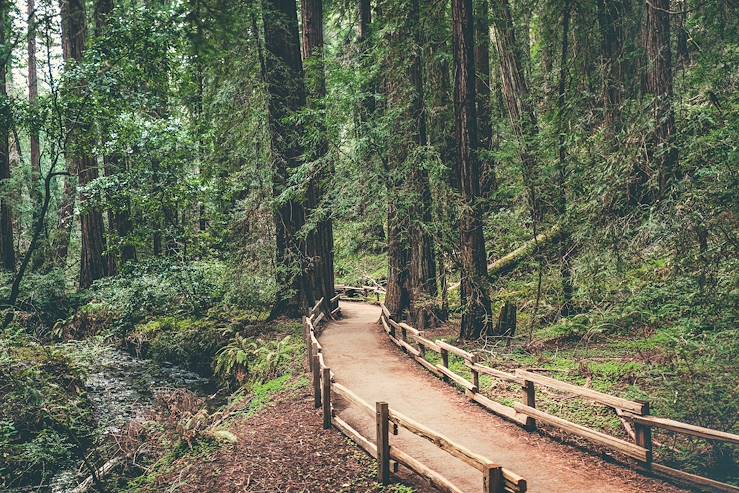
left=303, top=299, right=527, bottom=493
left=377, top=303, right=739, bottom=493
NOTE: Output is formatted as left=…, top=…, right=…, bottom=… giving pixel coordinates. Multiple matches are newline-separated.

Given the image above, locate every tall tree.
left=475, top=0, right=495, bottom=196
left=60, top=0, right=108, bottom=288
left=95, top=0, right=135, bottom=267
left=0, top=0, right=14, bottom=271
left=596, top=0, right=628, bottom=135
left=645, top=0, right=677, bottom=199
left=301, top=0, right=336, bottom=314
left=383, top=0, right=437, bottom=325
left=490, top=0, right=541, bottom=220
left=263, top=0, right=313, bottom=318
left=453, top=0, right=492, bottom=338
left=27, top=0, right=44, bottom=269
left=557, top=0, right=574, bottom=316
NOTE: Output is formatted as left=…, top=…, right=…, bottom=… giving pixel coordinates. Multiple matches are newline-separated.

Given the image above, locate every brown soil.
left=321, top=302, right=690, bottom=493
left=140, top=388, right=430, bottom=492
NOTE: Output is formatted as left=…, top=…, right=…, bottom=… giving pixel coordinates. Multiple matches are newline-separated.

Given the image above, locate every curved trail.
left=320, top=302, right=686, bottom=493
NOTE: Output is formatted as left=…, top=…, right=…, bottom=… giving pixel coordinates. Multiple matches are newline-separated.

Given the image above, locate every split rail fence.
left=303, top=297, right=527, bottom=493
left=377, top=302, right=739, bottom=493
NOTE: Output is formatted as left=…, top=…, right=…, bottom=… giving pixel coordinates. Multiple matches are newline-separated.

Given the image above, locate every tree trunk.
left=557, top=0, right=574, bottom=316
left=60, top=0, right=108, bottom=289
left=383, top=0, right=436, bottom=325
left=453, top=0, right=492, bottom=339
left=301, top=0, right=336, bottom=315
left=0, top=0, right=15, bottom=271
left=27, top=0, right=44, bottom=269
left=475, top=0, right=495, bottom=197
left=263, top=0, right=313, bottom=318
left=596, top=0, right=628, bottom=135
left=644, top=0, right=677, bottom=199
left=490, top=0, right=541, bottom=220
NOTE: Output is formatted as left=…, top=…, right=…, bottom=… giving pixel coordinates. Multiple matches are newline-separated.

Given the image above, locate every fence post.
left=440, top=347, right=450, bottom=383
left=483, top=464, right=503, bottom=493
left=304, top=317, right=312, bottom=371
left=523, top=379, right=536, bottom=431
left=312, top=354, right=321, bottom=408
left=376, top=401, right=391, bottom=484
left=634, top=400, right=653, bottom=468
left=322, top=367, right=332, bottom=429
left=471, top=354, right=480, bottom=391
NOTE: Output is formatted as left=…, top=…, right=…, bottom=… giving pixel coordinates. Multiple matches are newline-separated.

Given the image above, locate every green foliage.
left=0, top=332, right=95, bottom=489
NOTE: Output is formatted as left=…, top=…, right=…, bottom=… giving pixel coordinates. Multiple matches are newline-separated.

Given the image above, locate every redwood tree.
left=453, top=0, right=492, bottom=338
left=0, top=0, right=15, bottom=272
left=264, top=0, right=313, bottom=318
left=60, top=0, right=108, bottom=289
left=27, top=0, right=43, bottom=268
left=645, top=0, right=677, bottom=199
left=301, top=0, right=335, bottom=314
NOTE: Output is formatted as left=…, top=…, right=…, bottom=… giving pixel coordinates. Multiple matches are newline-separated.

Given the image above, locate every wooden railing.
left=303, top=299, right=527, bottom=493
left=378, top=304, right=739, bottom=493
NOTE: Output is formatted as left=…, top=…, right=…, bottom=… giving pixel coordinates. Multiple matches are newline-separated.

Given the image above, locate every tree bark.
left=383, top=0, right=436, bottom=325
left=596, top=0, right=628, bottom=135
left=27, top=0, right=44, bottom=269
left=490, top=0, right=541, bottom=220
left=453, top=0, right=492, bottom=339
left=557, top=0, right=574, bottom=316
left=60, top=0, right=108, bottom=289
left=475, top=0, right=495, bottom=197
left=0, top=0, right=15, bottom=271
left=263, top=0, right=313, bottom=318
left=301, top=0, right=336, bottom=315
left=644, top=0, right=677, bottom=199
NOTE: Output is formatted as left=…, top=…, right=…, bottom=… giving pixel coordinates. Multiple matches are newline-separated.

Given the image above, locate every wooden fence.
left=378, top=303, right=739, bottom=493
left=303, top=298, right=527, bottom=493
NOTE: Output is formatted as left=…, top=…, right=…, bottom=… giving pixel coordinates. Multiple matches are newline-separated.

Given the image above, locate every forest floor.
left=321, top=302, right=690, bottom=493
left=135, top=378, right=429, bottom=493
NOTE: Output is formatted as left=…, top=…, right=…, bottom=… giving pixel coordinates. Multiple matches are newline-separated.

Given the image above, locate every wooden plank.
left=317, top=352, right=327, bottom=370
left=413, top=334, right=441, bottom=353
left=377, top=402, right=391, bottom=484
left=513, top=403, right=648, bottom=461
left=436, top=364, right=477, bottom=392
left=330, top=306, right=341, bottom=317
left=380, top=303, right=391, bottom=319
left=309, top=330, right=321, bottom=350
left=398, top=322, right=420, bottom=336
left=466, top=361, right=523, bottom=384
left=467, top=391, right=527, bottom=426
left=415, top=355, right=444, bottom=378
left=389, top=408, right=489, bottom=472
left=313, top=311, right=326, bottom=326
left=333, top=416, right=399, bottom=473
left=502, top=471, right=527, bottom=493
left=437, top=340, right=475, bottom=361
left=651, top=463, right=739, bottom=493
left=330, top=293, right=341, bottom=303
left=332, top=382, right=375, bottom=415
left=390, top=446, right=465, bottom=493
left=312, top=297, right=324, bottom=314
left=396, top=336, right=421, bottom=357
left=628, top=415, right=739, bottom=446
left=515, top=369, right=646, bottom=415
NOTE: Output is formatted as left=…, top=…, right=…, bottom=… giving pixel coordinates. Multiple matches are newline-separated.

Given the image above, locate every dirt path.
left=320, top=302, right=687, bottom=493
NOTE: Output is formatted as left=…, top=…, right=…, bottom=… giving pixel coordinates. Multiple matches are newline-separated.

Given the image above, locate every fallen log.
left=449, top=225, right=562, bottom=292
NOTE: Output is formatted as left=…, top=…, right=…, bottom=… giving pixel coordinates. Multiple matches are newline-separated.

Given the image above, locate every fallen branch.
left=69, top=457, right=121, bottom=493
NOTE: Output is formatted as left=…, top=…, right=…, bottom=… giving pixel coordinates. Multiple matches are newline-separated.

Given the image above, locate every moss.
left=0, top=335, right=96, bottom=489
